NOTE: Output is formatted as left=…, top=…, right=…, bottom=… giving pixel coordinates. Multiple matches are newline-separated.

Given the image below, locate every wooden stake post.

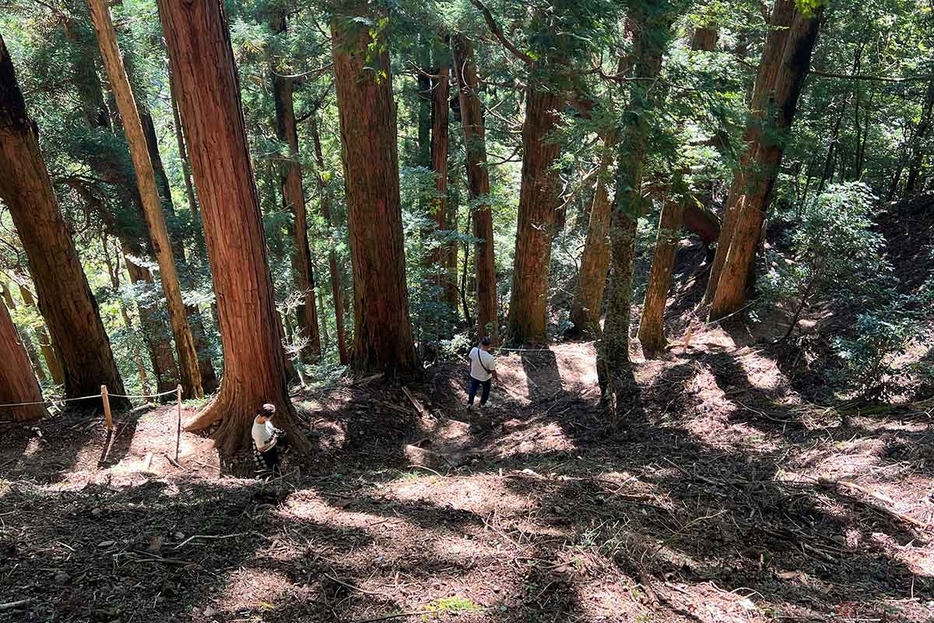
left=174, top=384, right=182, bottom=462
left=101, top=385, right=113, bottom=431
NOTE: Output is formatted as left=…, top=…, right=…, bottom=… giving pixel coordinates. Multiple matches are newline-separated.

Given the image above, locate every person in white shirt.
left=467, top=336, right=497, bottom=409
left=251, top=403, right=284, bottom=474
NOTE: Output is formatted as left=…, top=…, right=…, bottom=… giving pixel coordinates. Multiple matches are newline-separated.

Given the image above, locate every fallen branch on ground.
left=0, top=599, right=34, bottom=612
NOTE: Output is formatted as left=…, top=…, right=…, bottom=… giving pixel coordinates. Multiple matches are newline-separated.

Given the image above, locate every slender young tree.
left=0, top=34, right=128, bottom=410
left=705, top=1, right=823, bottom=319
left=17, top=285, right=64, bottom=386
left=331, top=0, right=418, bottom=374
left=0, top=295, right=47, bottom=422
left=309, top=108, right=349, bottom=365
left=271, top=10, right=322, bottom=362
left=87, top=0, right=203, bottom=398
left=157, top=0, right=304, bottom=455
left=452, top=33, right=497, bottom=343
left=428, top=45, right=451, bottom=298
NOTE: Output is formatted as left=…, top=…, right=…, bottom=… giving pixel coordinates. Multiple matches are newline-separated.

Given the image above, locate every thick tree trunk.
left=17, top=285, right=64, bottom=386
left=0, top=35, right=127, bottom=410
left=637, top=196, right=685, bottom=354
left=597, top=1, right=676, bottom=413
left=707, top=3, right=822, bottom=320
left=452, top=34, right=497, bottom=343
left=158, top=0, right=304, bottom=456
left=331, top=1, right=418, bottom=374
left=0, top=295, right=47, bottom=422
left=88, top=0, right=203, bottom=399
left=568, top=139, right=615, bottom=337
left=309, top=111, right=349, bottom=365
left=506, top=83, right=563, bottom=345
left=271, top=12, right=322, bottom=362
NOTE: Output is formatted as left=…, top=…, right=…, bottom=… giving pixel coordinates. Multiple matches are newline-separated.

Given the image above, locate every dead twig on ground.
left=0, top=599, right=34, bottom=612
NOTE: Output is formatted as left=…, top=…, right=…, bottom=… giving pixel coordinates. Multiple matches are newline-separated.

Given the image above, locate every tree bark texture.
left=597, top=1, right=676, bottom=413
left=309, top=110, right=349, bottom=365
left=506, top=82, right=563, bottom=345
left=428, top=62, right=450, bottom=295
left=452, top=34, right=498, bottom=343
left=271, top=12, right=322, bottom=362
left=331, top=0, right=419, bottom=374
left=0, top=293, right=47, bottom=422
left=157, top=0, right=303, bottom=456
left=637, top=196, right=685, bottom=354
left=568, top=138, right=615, bottom=337
left=706, top=2, right=822, bottom=320
left=88, top=0, right=204, bottom=399
left=0, top=282, right=46, bottom=384
left=0, top=35, right=127, bottom=410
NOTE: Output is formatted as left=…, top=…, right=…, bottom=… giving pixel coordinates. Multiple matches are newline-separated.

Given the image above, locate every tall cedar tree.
left=87, top=0, right=204, bottom=398
left=0, top=34, right=128, bottom=410
left=637, top=26, right=718, bottom=354
left=0, top=294, right=47, bottom=422
left=331, top=0, right=419, bottom=374
left=452, top=33, right=497, bottom=343
left=704, top=1, right=822, bottom=319
left=157, top=0, right=305, bottom=455
left=1, top=282, right=46, bottom=384
left=568, top=137, right=616, bottom=337
left=271, top=11, right=322, bottom=362
left=428, top=45, right=451, bottom=305
left=140, top=111, right=220, bottom=394
left=597, top=1, right=679, bottom=411
left=308, top=109, right=349, bottom=365
left=18, top=285, right=64, bottom=386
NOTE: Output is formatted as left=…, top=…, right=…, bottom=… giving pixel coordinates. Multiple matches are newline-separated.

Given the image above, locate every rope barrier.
left=0, top=386, right=180, bottom=410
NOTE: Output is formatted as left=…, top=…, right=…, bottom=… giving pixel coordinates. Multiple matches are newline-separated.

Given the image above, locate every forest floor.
left=3, top=327, right=934, bottom=622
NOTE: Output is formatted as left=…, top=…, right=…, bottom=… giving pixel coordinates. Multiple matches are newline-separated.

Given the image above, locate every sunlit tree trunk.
left=506, top=83, right=563, bottom=345
left=0, top=292, right=47, bottom=422
left=332, top=0, right=418, bottom=374
left=0, top=35, right=127, bottom=410
left=452, top=34, right=498, bottom=343
left=309, top=110, right=349, bottom=365
left=88, top=0, right=203, bottom=398
left=706, top=2, right=822, bottom=320
left=140, top=110, right=219, bottom=394
left=637, top=196, right=685, bottom=354
left=271, top=11, right=322, bottom=362
left=158, top=0, right=304, bottom=456
left=0, top=282, right=45, bottom=383
left=568, top=138, right=615, bottom=337
left=18, top=285, right=64, bottom=386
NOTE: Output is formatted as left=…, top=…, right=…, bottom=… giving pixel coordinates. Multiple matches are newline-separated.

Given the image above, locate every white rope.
left=109, top=388, right=179, bottom=399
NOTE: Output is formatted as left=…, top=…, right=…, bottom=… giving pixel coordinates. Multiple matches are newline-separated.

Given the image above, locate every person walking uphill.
left=467, top=336, right=497, bottom=410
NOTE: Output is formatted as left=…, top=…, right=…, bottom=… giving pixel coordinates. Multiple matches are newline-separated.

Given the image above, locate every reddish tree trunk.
left=428, top=62, right=450, bottom=293
left=331, top=1, right=418, bottom=374
left=452, top=34, right=498, bottom=343
left=0, top=35, right=127, bottom=410
left=506, top=83, right=563, bottom=345
left=1, top=283, right=46, bottom=384
left=309, top=111, right=349, bottom=365
left=0, top=293, right=47, bottom=422
left=568, top=139, right=615, bottom=337
left=157, top=0, right=304, bottom=456
left=88, top=0, right=203, bottom=398
left=637, top=196, right=685, bottom=354
left=271, top=11, right=322, bottom=362
left=707, top=3, right=822, bottom=320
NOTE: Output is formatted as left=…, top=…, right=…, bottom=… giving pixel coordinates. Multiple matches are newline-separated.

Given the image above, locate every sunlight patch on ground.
left=389, top=474, right=535, bottom=517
